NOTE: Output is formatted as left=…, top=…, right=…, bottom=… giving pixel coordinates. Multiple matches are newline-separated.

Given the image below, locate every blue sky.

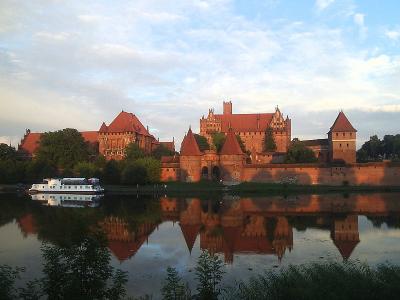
left=0, top=0, right=399, bottom=148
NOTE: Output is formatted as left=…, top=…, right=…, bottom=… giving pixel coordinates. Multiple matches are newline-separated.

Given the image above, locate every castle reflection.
left=18, top=193, right=400, bottom=264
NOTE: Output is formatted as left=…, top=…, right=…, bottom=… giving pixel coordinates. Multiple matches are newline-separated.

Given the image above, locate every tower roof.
left=107, top=111, right=151, bottom=135
left=99, top=122, right=108, bottom=133
left=180, top=127, right=202, bottom=156
left=329, top=111, right=357, bottom=132
left=220, top=128, right=244, bottom=155
left=179, top=223, right=200, bottom=253
left=333, top=240, right=359, bottom=260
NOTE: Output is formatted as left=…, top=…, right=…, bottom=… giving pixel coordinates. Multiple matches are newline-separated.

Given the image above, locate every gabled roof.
left=329, top=111, right=357, bottom=132
left=180, top=223, right=201, bottom=253
left=107, top=111, right=151, bottom=135
left=180, top=127, right=202, bottom=156
left=215, top=113, right=274, bottom=132
left=220, top=129, right=244, bottom=155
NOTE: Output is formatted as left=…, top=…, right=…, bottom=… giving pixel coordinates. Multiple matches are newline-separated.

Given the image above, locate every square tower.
left=328, top=111, right=357, bottom=164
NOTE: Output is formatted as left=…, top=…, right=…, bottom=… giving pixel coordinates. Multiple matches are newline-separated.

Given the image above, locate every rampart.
left=241, top=162, right=400, bottom=186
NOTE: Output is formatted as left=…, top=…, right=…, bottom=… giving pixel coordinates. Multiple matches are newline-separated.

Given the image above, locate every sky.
left=0, top=0, right=399, bottom=149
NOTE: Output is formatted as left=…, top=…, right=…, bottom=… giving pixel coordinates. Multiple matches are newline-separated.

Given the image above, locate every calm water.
left=1, top=192, right=400, bottom=298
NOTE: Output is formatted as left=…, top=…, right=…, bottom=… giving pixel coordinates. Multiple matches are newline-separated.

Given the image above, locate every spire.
left=220, top=128, right=243, bottom=155
left=99, top=122, right=108, bottom=133
left=329, top=111, right=357, bottom=132
left=179, top=224, right=201, bottom=254
left=180, top=127, right=202, bottom=156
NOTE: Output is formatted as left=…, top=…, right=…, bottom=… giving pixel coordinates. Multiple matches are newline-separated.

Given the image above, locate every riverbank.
left=2, top=182, right=400, bottom=197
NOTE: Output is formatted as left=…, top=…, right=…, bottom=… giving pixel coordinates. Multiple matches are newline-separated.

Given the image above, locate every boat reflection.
left=31, top=193, right=103, bottom=208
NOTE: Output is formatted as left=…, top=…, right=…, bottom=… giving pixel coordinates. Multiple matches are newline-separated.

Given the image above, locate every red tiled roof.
left=99, top=122, right=108, bottom=133
left=107, top=111, right=150, bottom=135
left=215, top=113, right=273, bottom=132
left=180, top=128, right=202, bottom=156
left=220, top=129, right=243, bottom=155
left=161, top=155, right=179, bottom=163
left=19, top=132, right=41, bottom=155
left=160, top=141, right=175, bottom=152
left=329, top=111, right=357, bottom=132
left=80, top=131, right=99, bottom=143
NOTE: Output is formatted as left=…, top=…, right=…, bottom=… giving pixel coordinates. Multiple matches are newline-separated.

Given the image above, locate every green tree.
left=265, top=127, right=277, bottom=152
left=40, top=235, right=127, bottom=300
left=0, top=144, right=17, bottom=161
left=121, top=163, right=148, bottom=185
left=195, top=250, right=225, bottom=300
left=125, top=142, right=146, bottom=161
left=152, top=144, right=175, bottom=160
left=236, top=134, right=247, bottom=153
left=284, top=140, right=317, bottom=163
left=161, top=267, right=190, bottom=300
left=74, top=162, right=98, bottom=178
left=36, top=128, right=90, bottom=169
left=25, top=159, right=57, bottom=182
left=103, top=160, right=121, bottom=184
left=212, top=133, right=226, bottom=152
left=135, top=157, right=161, bottom=183
left=0, top=265, right=23, bottom=300
left=194, top=134, right=210, bottom=151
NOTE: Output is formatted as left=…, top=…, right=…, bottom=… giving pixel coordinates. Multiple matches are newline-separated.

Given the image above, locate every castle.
left=19, top=110, right=175, bottom=160
left=161, top=101, right=361, bottom=183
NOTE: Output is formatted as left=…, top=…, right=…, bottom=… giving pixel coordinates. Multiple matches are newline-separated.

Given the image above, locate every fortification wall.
left=241, top=162, right=400, bottom=186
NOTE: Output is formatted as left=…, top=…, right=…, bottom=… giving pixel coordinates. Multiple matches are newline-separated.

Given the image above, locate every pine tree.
left=265, top=127, right=277, bottom=152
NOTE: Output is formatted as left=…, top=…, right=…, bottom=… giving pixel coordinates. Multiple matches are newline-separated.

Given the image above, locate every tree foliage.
left=125, top=142, right=146, bottom=161
left=211, top=133, right=226, bottom=152
left=152, top=144, right=175, bottom=160
left=36, top=128, right=90, bottom=169
left=74, top=162, right=98, bottom=178
left=265, top=127, right=277, bottom=152
left=161, top=267, right=190, bottom=300
left=194, top=134, right=210, bottom=151
left=357, top=134, right=400, bottom=162
left=0, top=144, right=18, bottom=161
left=284, top=140, right=317, bottom=163
left=195, top=250, right=225, bottom=300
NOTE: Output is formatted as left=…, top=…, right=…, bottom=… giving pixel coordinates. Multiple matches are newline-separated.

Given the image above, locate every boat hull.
left=28, top=189, right=105, bottom=195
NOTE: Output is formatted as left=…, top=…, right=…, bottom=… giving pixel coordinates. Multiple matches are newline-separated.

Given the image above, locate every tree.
left=74, top=162, right=98, bottom=178
left=212, top=133, right=226, bottom=152
left=152, top=144, right=175, bottom=160
left=161, top=267, right=190, bottom=300
left=194, top=134, right=210, bottom=151
left=103, top=160, right=121, bottom=184
left=265, top=127, right=277, bottom=152
left=195, top=250, right=225, bottom=300
left=284, top=140, right=317, bottom=163
left=121, top=163, right=147, bottom=185
left=0, top=144, right=17, bottom=161
left=135, top=157, right=161, bottom=183
left=36, top=129, right=90, bottom=169
left=125, top=142, right=145, bottom=161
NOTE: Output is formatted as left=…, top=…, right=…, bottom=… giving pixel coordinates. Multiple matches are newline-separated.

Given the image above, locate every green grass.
left=225, top=261, right=400, bottom=300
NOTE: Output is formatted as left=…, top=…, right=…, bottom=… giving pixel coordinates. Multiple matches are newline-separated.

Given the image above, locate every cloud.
left=385, top=29, right=400, bottom=41
left=315, top=0, right=335, bottom=11
left=0, top=0, right=399, bottom=149
left=353, top=13, right=367, bottom=39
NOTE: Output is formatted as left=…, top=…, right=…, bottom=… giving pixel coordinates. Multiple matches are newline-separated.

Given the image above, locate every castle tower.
left=331, top=215, right=360, bottom=260
left=223, top=101, right=232, bottom=115
left=328, top=111, right=357, bottom=164
left=180, top=127, right=203, bottom=182
left=219, top=128, right=245, bottom=182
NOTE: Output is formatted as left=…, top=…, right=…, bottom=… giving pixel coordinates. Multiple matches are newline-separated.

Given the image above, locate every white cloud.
left=353, top=13, right=367, bottom=39
left=385, top=29, right=400, bottom=41
left=315, top=0, right=335, bottom=11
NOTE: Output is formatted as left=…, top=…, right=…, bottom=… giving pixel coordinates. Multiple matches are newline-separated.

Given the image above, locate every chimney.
left=223, top=101, right=232, bottom=115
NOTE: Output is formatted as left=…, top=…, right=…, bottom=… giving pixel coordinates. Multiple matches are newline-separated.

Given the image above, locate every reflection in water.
left=31, top=193, right=103, bottom=207
left=10, top=193, right=400, bottom=265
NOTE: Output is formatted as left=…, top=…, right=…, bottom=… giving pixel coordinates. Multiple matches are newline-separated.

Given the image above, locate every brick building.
left=19, top=110, right=174, bottom=161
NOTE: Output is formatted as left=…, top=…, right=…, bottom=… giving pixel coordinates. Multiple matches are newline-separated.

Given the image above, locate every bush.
left=74, top=162, right=99, bottom=178
left=121, top=163, right=148, bottom=185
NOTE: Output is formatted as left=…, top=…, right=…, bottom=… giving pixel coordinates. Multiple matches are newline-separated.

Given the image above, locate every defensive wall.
left=241, top=162, right=400, bottom=186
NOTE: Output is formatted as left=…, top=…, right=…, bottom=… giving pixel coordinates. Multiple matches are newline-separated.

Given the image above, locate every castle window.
left=336, top=133, right=338, bottom=137
left=343, top=133, right=345, bottom=137
left=350, top=132, right=353, bottom=137
left=347, top=143, right=349, bottom=147
left=340, top=144, right=342, bottom=147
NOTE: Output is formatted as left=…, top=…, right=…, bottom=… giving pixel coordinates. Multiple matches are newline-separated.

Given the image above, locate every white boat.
left=31, top=193, right=102, bottom=208
left=29, top=178, right=105, bottom=194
